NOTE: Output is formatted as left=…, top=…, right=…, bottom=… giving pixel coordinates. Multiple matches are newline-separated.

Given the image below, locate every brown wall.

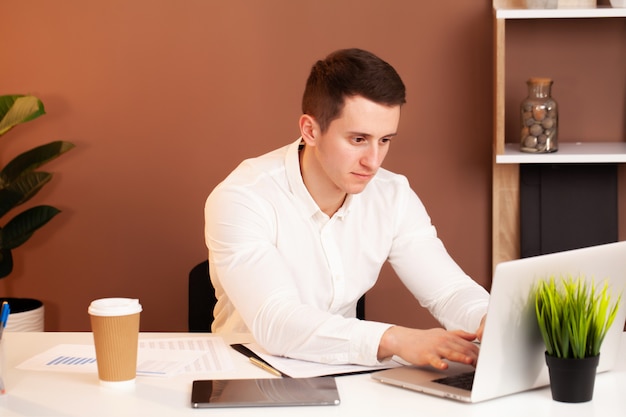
left=0, top=1, right=623, bottom=332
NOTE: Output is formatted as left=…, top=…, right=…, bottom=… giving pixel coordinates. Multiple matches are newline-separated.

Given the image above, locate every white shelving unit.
left=491, top=1, right=626, bottom=268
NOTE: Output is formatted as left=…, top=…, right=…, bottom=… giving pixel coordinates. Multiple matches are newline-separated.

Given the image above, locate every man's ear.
left=299, top=114, right=318, bottom=146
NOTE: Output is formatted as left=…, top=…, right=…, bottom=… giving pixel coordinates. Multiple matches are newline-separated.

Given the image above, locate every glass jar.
left=520, top=77, right=558, bottom=153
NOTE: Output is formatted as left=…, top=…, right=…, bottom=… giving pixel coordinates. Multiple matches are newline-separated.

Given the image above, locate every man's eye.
left=353, top=137, right=365, bottom=143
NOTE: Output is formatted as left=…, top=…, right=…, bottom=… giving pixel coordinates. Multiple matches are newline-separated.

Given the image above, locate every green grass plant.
left=534, top=274, right=621, bottom=359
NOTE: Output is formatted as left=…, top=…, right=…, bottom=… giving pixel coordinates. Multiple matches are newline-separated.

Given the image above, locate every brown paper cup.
left=88, top=298, right=142, bottom=387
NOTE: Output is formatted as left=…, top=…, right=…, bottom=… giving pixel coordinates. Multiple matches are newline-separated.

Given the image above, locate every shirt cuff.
left=350, top=321, right=395, bottom=366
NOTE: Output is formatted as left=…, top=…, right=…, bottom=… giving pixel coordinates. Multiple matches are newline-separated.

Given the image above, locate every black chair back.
left=188, top=260, right=216, bottom=332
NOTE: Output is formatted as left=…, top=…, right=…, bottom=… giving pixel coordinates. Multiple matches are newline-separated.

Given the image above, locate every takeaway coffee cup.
left=88, top=298, right=142, bottom=387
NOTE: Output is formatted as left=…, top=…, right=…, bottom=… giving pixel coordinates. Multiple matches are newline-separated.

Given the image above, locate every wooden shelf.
left=496, top=142, right=626, bottom=164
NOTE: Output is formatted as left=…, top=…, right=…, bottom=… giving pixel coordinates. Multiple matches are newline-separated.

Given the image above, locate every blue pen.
left=0, top=301, right=9, bottom=329
left=0, top=301, right=8, bottom=394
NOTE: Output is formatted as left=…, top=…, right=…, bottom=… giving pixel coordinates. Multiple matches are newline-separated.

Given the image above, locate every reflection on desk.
left=1, top=332, right=625, bottom=416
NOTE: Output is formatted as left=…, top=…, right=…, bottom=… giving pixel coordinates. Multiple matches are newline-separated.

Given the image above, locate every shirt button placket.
left=320, top=222, right=345, bottom=311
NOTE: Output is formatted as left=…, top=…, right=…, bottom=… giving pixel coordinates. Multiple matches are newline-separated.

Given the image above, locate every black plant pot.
left=545, top=353, right=599, bottom=403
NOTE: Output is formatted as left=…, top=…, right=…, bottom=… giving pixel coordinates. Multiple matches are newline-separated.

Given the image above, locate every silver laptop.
left=372, top=241, right=626, bottom=403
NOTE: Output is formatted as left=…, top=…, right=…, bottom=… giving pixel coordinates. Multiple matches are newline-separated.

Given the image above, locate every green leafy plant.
left=0, top=94, right=74, bottom=278
left=534, top=274, right=621, bottom=359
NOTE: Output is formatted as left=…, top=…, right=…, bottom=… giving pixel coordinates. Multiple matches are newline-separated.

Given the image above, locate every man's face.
left=311, top=95, right=401, bottom=196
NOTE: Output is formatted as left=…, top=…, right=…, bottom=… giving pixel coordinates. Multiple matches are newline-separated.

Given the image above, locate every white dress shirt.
left=205, top=138, right=489, bottom=366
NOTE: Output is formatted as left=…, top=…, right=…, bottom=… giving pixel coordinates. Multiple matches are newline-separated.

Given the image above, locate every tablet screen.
left=191, top=377, right=341, bottom=408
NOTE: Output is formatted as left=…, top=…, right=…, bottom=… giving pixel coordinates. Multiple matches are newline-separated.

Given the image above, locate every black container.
left=545, top=353, right=599, bottom=403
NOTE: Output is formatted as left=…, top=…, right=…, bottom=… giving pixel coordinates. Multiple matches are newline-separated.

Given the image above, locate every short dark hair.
left=302, top=48, right=406, bottom=133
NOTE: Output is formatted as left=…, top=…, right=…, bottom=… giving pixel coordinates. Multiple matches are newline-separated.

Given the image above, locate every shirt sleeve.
left=387, top=184, right=489, bottom=333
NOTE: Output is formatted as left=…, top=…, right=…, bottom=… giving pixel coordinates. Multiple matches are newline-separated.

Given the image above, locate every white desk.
left=1, top=332, right=625, bottom=416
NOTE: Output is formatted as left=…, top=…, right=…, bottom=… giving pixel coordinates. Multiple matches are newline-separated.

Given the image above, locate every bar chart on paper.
left=16, top=337, right=235, bottom=377
left=47, top=354, right=97, bottom=366
left=18, top=345, right=99, bottom=373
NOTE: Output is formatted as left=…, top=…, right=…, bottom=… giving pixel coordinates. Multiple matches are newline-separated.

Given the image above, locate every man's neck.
left=299, top=145, right=346, bottom=217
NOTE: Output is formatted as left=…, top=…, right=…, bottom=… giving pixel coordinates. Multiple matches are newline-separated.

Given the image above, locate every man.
left=205, top=48, right=489, bottom=370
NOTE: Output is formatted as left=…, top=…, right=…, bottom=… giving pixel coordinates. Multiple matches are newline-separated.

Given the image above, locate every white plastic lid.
left=88, top=298, right=142, bottom=316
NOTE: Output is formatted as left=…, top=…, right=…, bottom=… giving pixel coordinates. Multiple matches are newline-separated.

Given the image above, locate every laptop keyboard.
left=433, top=371, right=475, bottom=391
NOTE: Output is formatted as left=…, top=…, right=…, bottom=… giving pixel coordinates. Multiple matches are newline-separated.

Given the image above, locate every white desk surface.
left=1, top=332, right=625, bottom=416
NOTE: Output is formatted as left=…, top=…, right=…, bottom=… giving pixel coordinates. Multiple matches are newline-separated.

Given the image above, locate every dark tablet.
left=191, top=377, right=341, bottom=408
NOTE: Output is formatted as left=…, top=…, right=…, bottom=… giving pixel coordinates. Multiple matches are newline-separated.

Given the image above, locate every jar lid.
left=528, top=77, right=553, bottom=84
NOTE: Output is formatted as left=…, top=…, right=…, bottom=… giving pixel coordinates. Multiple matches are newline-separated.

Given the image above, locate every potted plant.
left=0, top=94, right=74, bottom=331
left=534, top=274, right=621, bottom=402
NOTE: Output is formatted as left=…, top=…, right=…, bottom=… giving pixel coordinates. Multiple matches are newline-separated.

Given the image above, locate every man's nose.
left=361, top=144, right=381, bottom=167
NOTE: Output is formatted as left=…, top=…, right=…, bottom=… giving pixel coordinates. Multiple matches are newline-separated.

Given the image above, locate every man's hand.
left=377, top=326, right=479, bottom=370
